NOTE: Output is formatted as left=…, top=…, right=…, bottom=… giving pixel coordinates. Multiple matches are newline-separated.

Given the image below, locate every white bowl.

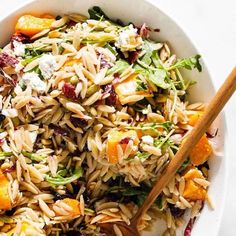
left=0, top=0, right=227, bottom=235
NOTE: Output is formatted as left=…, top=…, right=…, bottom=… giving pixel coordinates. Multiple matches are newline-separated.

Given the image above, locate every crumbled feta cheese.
left=38, top=54, right=57, bottom=80
left=141, top=135, right=154, bottom=145
left=29, top=131, right=37, bottom=144
left=13, top=41, right=26, bottom=57
left=115, top=24, right=143, bottom=51
left=21, top=72, right=46, bottom=93
left=2, top=108, right=18, bottom=118
left=15, top=62, right=24, bottom=73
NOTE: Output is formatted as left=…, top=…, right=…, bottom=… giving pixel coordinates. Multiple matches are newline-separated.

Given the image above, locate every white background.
left=1, top=0, right=235, bottom=235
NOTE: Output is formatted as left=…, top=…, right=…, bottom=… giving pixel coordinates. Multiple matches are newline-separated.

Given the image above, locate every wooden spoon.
left=99, top=67, right=236, bottom=236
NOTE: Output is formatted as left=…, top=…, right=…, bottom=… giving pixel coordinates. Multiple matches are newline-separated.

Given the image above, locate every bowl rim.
left=0, top=0, right=228, bottom=235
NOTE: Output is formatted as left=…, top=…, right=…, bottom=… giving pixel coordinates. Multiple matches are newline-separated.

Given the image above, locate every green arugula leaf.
left=135, top=76, right=148, bottom=91
left=106, top=59, right=130, bottom=75
left=140, top=40, right=156, bottom=65
left=168, top=54, right=202, bottom=72
left=0, top=152, right=12, bottom=159
left=88, top=6, right=109, bottom=20
left=148, top=69, right=170, bottom=89
left=177, top=158, right=190, bottom=174
left=22, top=151, right=46, bottom=162
left=45, top=168, right=83, bottom=185
left=136, top=152, right=151, bottom=161
left=21, top=55, right=42, bottom=66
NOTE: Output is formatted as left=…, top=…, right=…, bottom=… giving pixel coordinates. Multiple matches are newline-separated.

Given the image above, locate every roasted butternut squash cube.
left=188, top=111, right=203, bottom=126
left=190, top=134, right=213, bottom=166
left=183, top=168, right=207, bottom=201
left=107, top=130, right=139, bottom=164
left=15, top=15, right=55, bottom=37
left=0, top=169, right=11, bottom=210
left=114, top=74, right=152, bottom=105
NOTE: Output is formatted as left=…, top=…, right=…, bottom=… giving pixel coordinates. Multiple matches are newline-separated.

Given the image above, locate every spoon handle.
left=132, top=67, right=236, bottom=225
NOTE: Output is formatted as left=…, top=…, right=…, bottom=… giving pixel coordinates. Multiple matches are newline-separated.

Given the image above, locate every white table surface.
left=1, top=0, right=236, bottom=235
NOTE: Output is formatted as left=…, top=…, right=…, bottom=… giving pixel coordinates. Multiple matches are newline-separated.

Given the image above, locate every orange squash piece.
left=15, top=15, right=55, bottom=37
left=107, top=130, right=139, bottom=164
left=0, top=169, right=11, bottom=210
left=60, top=198, right=81, bottom=216
left=183, top=168, right=207, bottom=201
left=114, top=74, right=153, bottom=105
left=188, top=111, right=203, bottom=126
left=190, top=134, right=213, bottom=166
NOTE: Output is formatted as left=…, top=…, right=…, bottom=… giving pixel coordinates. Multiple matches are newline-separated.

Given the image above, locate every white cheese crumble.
left=13, top=41, right=26, bottom=57
left=38, top=54, right=57, bottom=80
left=115, top=24, right=143, bottom=51
left=141, top=135, right=154, bottom=145
left=1, top=108, right=18, bottom=118
left=21, top=72, right=47, bottom=93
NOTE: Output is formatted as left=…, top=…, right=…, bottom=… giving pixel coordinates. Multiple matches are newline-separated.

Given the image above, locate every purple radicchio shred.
left=127, top=51, right=139, bottom=64
left=62, top=83, right=77, bottom=100
left=119, top=137, right=132, bottom=145
left=2, top=165, right=16, bottom=174
left=100, top=54, right=113, bottom=69
left=102, top=84, right=117, bottom=106
left=0, top=139, right=4, bottom=146
left=184, top=218, right=196, bottom=236
left=0, top=52, right=19, bottom=68
left=10, top=33, right=29, bottom=48
left=49, top=124, right=69, bottom=136
left=70, top=117, right=88, bottom=129
left=168, top=204, right=185, bottom=218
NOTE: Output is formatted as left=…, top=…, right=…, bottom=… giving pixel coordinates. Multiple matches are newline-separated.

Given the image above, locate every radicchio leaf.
left=0, top=52, right=18, bottom=68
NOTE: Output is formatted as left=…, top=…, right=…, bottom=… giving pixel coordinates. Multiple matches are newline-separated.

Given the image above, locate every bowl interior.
left=0, top=0, right=226, bottom=235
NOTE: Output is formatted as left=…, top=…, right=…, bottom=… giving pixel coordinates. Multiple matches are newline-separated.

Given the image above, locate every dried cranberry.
left=0, top=139, right=4, bottom=146
left=62, top=83, right=77, bottom=100
left=70, top=117, right=88, bottom=129
left=2, top=165, right=16, bottom=174
left=49, top=124, right=69, bottom=136
left=154, top=28, right=160, bottom=32
left=206, top=128, right=218, bottom=138
left=127, top=51, right=139, bottom=64
left=138, top=23, right=151, bottom=39
left=168, top=204, right=185, bottom=218
left=184, top=218, right=196, bottom=236
left=120, top=137, right=132, bottom=144
left=67, top=20, right=77, bottom=28
left=10, top=33, right=29, bottom=48
left=102, top=84, right=117, bottom=106
left=0, top=52, right=18, bottom=68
